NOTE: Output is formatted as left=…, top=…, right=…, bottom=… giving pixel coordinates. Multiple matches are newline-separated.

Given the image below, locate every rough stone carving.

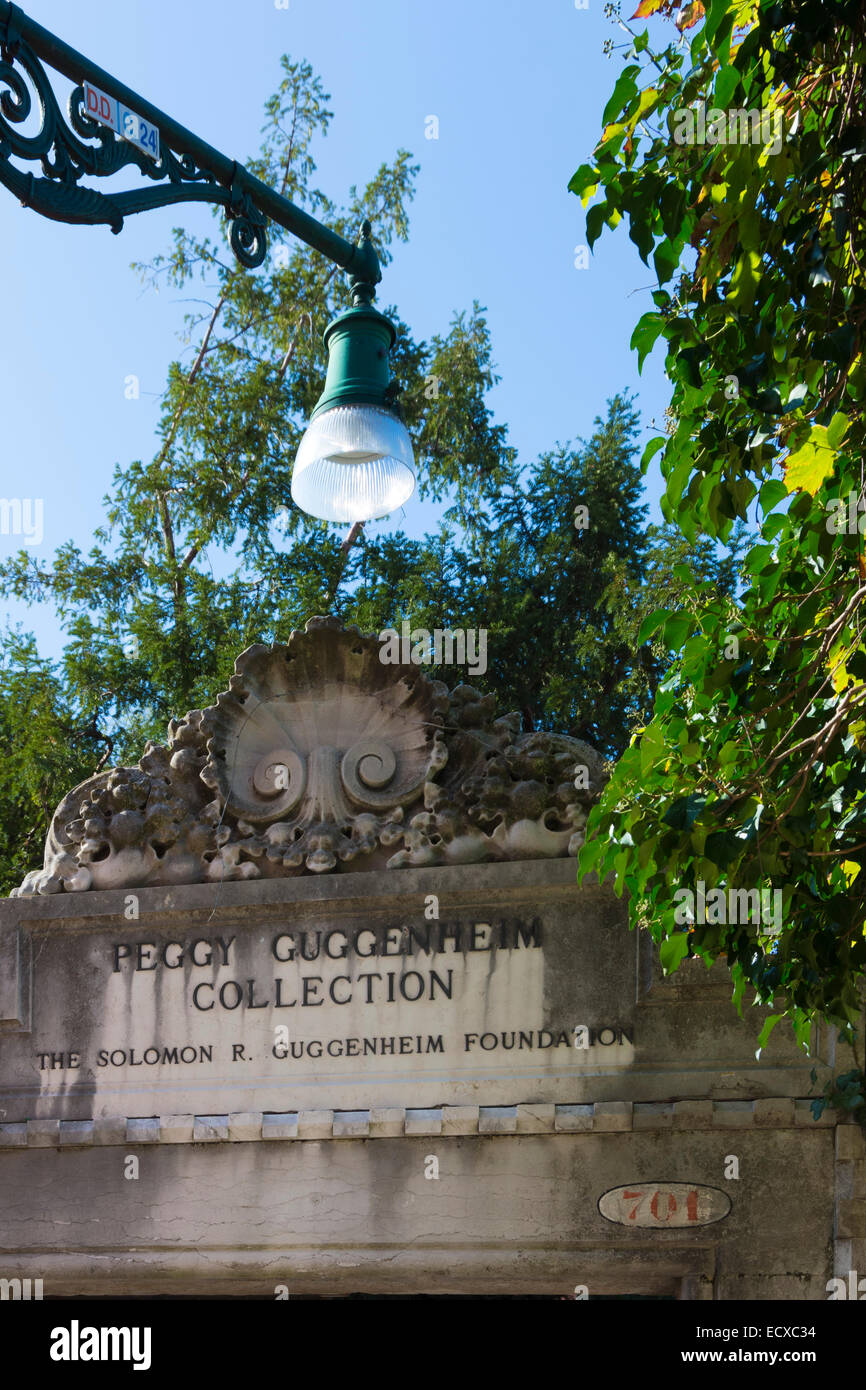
left=13, top=617, right=607, bottom=896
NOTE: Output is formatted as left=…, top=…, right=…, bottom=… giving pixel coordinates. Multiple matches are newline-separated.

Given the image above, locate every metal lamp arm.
left=0, top=1, right=381, bottom=291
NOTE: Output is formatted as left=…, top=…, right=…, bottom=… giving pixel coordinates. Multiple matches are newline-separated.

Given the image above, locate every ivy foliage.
left=571, top=0, right=866, bottom=1101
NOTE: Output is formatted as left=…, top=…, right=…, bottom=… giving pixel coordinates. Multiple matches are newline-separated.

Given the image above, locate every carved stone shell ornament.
left=12, top=617, right=608, bottom=896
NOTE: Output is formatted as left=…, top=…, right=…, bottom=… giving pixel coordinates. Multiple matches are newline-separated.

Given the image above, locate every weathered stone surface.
left=262, top=1112, right=298, bottom=1141
left=712, top=1101, right=755, bottom=1127
left=228, top=1112, right=261, bottom=1143
left=836, top=1124, right=866, bottom=1161
left=192, top=1115, right=229, bottom=1143
left=126, top=1116, right=159, bottom=1144
left=298, top=1110, right=333, bottom=1140
left=26, top=1118, right=59, bottom=1147
left=159, top=1114, right=193, bottom=1145
left=516, top=1103, right=555, bottom=1132
left=836, top=1200, right=866, bottom=1240
left=0, top=860, right=826, bottom=1122
left=91, top=1115, right=127, bottom=1146
left=442, top=1106, right=479, bottom=1135
left=753, top=1097, right=795, bottom=1127
left=404, top=1108, right=442, bottom=1136
left=478, top=1105, right=517, bottom=1134
left=554, top=1104, right=593, bottom=1132
left=634, top=1102, right=674, bottom=1129
left=58, top=1119, right=93, bottom=1146
left=14, top=618, right=606, bottom=896
left=592, top=1101, right=633, bottom=1132
left=332, top=1110, right=370, bottom=1139
left=369, top=1107, right=404, bottom=1138
left=672, top=1100, right=713, bottom=1129
left=0, top=1130, right=836, bottom=1298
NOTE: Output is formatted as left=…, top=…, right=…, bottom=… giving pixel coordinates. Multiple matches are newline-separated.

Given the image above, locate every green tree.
left=350, top=395, right=658, bottom=755
left=571, top=0, right=866, bottom=1114
left=0, top=632, right=105, bottom=891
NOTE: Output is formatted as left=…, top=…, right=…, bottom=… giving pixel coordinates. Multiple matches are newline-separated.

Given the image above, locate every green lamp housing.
left=291, top=301, right=416, bottom=524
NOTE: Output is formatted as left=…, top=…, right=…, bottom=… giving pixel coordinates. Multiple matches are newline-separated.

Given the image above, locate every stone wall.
left=0, top=860, right=857, bottom=1299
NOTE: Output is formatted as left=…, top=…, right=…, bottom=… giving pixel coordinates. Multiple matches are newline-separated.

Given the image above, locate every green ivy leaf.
left=660, top=931, right=691, bottom=975
left=662, top=612, right=693, bottom=649
left=637, top=607, right=671, bottom=645
left=601, top=67, right=641, bottom=128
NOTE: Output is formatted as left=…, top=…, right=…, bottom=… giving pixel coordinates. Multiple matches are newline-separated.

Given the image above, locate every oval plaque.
left=598, top=1182, right=731, bottom=1228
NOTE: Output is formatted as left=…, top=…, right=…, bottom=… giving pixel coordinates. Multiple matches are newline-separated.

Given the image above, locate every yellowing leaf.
left=677, top=2, right=706, bottom=29
left=632, top=87, right=660, bottom=125
left=850, top=719, right=866, bottom=749
left=828, top=638, right=853, bottom=695
left=602, top=121, right=628, bottom=143
left=726, top=250, right=761, bottom=308
left=783, top=425, right=837, bottom=495
left=842, top=861, right=861, bottom=886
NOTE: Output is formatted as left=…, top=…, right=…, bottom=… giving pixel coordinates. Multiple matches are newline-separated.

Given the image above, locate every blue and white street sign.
left=83, top=81, right=160, bottom=163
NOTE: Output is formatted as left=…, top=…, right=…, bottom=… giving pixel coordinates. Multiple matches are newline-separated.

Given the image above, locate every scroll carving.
left=13, top=617, right=607, bottom=896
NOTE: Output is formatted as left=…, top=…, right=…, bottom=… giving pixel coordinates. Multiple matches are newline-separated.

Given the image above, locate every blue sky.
left=0, top=0, right=670, bottom=659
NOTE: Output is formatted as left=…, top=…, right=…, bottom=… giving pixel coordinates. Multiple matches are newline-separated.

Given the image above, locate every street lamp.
left=292, top=239, right=415, bottom=523
left=0, top=2, right=416, bottom=523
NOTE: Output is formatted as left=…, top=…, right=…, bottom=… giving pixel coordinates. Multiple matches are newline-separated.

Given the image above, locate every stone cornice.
left=0, top=1099, right=838, bottom=1149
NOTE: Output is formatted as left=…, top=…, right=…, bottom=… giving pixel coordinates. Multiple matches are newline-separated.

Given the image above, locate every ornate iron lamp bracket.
left=0, top=2, right=381, bottom=282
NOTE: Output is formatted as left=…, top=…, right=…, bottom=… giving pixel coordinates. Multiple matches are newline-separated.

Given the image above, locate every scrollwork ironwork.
left=0, top=27, right=268, bottom=267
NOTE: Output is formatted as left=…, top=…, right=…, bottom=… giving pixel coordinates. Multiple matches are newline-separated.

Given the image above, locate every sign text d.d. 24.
left=83, top=81, right=160, bottom=162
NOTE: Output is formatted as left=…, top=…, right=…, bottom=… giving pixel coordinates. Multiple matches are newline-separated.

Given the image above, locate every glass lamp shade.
left=291, top=403, right=416, bottom=523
